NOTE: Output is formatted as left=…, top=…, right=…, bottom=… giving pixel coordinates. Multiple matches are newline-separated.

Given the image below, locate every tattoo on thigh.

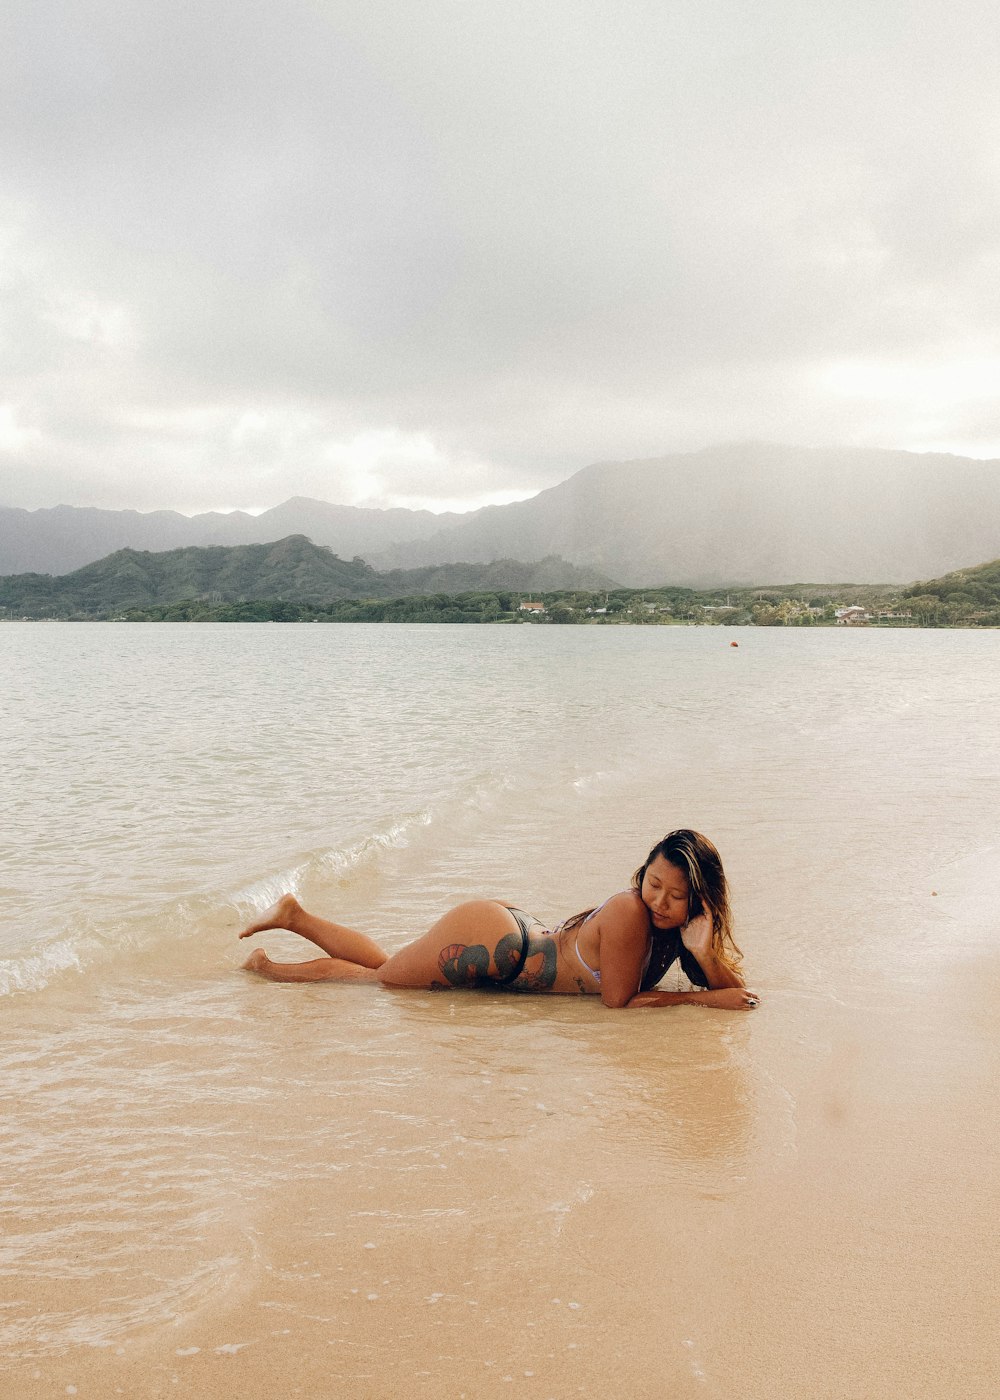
left=493, top=931, right=524, bottom=980
left=438, top=942, right=490, bottom=987
left=518, top=932, right=557, bottom=990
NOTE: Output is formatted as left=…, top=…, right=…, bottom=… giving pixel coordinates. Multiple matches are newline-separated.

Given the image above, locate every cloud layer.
left=2, top=0, right=999, bottom=511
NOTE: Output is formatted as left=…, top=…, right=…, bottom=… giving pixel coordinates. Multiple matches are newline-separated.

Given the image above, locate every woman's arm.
left=591, top=895, right=655, bottom=1009
left=679, top=913, right=745, bottom=989
left=593, top=898, right=757, bottom=1010
left=627, top=986, right=759, bottom=1010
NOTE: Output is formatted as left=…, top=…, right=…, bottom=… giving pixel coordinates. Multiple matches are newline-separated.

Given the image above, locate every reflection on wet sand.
left=390, top=984, right=757, bottom=1179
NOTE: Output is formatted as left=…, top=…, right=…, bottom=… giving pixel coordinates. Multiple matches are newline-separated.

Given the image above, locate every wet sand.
left=6, top=628, right=1000, bottom=1399
left=6, top=878, right=999, bottom=1400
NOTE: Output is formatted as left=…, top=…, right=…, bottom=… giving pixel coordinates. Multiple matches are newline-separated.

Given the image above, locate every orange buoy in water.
left=730, top=641, right=739, bottom=647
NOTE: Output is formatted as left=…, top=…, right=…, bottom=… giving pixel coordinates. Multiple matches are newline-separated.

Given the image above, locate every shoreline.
left=5, top=914, right=999, bottom=1400
left=2, top=615, right=994, bottom=628
left=5, top=624, right=999, bottom=1398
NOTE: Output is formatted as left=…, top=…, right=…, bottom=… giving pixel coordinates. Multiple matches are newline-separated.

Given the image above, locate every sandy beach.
left=7, top=865, right=1000, bottom=1399
left=4, top=625, right=999, bottom=1398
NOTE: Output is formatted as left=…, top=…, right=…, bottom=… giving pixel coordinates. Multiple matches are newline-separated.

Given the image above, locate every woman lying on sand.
left=240, top=829, right=758, bottom=1010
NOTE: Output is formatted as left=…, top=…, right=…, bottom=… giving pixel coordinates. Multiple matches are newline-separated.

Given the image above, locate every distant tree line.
left=107, top=578, right=994, bottom=626
left=7, top=568, right=1000, bottom=628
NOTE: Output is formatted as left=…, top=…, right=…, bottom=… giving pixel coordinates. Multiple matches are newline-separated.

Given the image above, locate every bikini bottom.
left=437, top=906, right=541, bottom=987
left=495, top=907, right=533, bottom=983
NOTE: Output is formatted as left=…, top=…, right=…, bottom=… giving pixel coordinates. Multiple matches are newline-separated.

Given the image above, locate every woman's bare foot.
left=242, top=948, right=271, bottom=974
left=238, top=894, right=302, bottom=940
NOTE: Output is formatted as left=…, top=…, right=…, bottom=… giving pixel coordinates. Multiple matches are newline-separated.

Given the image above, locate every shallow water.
left=2, top=623, right=999, bottom=1397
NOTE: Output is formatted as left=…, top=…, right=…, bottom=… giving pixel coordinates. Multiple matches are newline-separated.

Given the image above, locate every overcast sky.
left=2, top=0, right=999, bottom=515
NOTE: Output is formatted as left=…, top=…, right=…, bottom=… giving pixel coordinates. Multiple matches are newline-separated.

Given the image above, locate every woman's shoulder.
left=591, top=889, right=647, bottom=927
left=558, top=889, right=646, bottom=937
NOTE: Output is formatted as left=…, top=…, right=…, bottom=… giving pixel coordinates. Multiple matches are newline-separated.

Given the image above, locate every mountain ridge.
left=0, top=496, right=464, bottom=576
left=5, top=443, right=1000, bottom=586
left=0, top=536, right=618, bottom=618
left=366, top=444, right=1000, bottom=585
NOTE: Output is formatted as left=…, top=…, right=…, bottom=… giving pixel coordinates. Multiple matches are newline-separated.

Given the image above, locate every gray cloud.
left=2, top=0, right=999, bottom=512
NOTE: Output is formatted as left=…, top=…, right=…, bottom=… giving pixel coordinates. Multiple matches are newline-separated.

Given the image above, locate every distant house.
left=519, top=600, right=546, bottom=613
left=835, top=606, right=869, bottom=624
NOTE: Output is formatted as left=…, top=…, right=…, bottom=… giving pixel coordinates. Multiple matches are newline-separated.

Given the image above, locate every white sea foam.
left=0, top=938, right=88, bottom=998
left=226, top=810, right=432, bottom=916
left=316, top=810, right=433, bottom=875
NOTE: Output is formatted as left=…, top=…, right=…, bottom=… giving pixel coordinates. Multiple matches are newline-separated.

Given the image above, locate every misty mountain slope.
left=6, top=444, right=1000, bottom=586
left=0, top=497, right=463, bottom=577
left=0, top=504, right=245, bottom=576
left=370, top=444, right=1000, bottom=586
left=247, top=497, right=463, bottom=554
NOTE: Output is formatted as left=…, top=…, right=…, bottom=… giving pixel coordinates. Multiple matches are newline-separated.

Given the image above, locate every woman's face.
left=640, top=855, right=691, bottom=930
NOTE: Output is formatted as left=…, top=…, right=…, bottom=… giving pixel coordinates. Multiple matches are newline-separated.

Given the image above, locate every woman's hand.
left=680, top=912, right=714, bottom=959
left=625, top=985, right=760, bottom=1010
left=697, top=986, right=760, bottom=1010
left=679, top=913, right=747, bottom=991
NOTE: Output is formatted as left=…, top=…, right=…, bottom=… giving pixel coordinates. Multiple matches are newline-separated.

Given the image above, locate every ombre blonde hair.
left=633, top=829, right=742, bottom=969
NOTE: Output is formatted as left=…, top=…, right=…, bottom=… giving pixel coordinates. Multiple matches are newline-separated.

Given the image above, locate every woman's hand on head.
left=680, top=912, right=713, bottom=959
left=679, top=913, right=746, bottom=990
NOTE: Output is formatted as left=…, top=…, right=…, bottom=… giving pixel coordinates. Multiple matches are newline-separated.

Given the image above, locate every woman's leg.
left=239, top=897, right=525, bottom=992
left=238, top=894, right=388, bottom=968
left=243, top=949, right=381, bottom=983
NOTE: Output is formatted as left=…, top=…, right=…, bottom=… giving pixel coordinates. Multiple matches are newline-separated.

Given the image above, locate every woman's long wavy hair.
left=561, top=829, right=741, bottom=969
left=633, top=829, right=742, bottom=968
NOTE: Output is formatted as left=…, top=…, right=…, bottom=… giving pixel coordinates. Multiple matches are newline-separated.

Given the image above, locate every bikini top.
left=574, top=931, right=653, bottom=988
left=572, top=894, right=710, bottom=993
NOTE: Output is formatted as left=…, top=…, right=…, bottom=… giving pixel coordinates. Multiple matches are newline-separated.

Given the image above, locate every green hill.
left=6, top=535, right=1000, bottom=627
left=0, top=536, right=619, bottom=619
left=903, top=557, right=1000, bottom=624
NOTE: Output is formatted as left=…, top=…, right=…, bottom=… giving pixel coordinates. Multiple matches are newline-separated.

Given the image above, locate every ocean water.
left=3, top=622, right=999, bottom=1396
